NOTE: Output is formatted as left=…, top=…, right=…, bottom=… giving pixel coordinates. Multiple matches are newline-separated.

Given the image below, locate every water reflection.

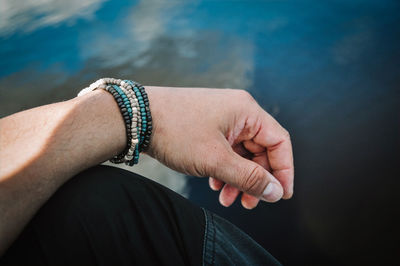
left=1, top=0, right=399, bottom=264
left=0, top=0, right=254, bottom=198
left=0, top=0, right=254, bottom=117
left=0, top=0, right=105, bottom=37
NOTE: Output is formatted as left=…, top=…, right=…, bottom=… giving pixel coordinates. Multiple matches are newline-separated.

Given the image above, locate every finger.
left=209, top=177, right=224, bottom=191
left=243, top=140, right=265, bottom=154
left=251, top=152, right=271, bottom=171
left=219, top=183, right=240, bottom=207
left=214, top=148, right=284, bottom=202
left=253, top=111, right=294, bottom=199
left=241, top=193, right=260, bottom=209
left=232, top=142, right=252, bottom=160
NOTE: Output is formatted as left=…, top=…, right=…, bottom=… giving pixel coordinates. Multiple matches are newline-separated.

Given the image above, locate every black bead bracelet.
left=107, top=85, right=132, bottom=164
left=77, top=78, right=153, bottom=166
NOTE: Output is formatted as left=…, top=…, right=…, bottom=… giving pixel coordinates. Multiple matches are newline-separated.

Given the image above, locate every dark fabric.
left=1, top=165, right=205, bottom=266
left=1, top=165, right=280, bottom=266
left=202, top=210, right=281, bottom=266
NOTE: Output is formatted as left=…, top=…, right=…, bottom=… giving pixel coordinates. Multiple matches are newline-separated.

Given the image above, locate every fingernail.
left=262, top=182, right=281, bottom=202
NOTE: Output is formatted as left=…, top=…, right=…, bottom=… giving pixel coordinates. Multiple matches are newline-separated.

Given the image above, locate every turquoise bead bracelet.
left=106, top=85, right=132, bottom=164
left=77, top=78, right=152, bottom=166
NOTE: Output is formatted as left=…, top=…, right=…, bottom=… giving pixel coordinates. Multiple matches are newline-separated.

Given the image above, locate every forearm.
left=0, top=89, right=126, bottom=254
left=0, top=82, right=294, bottom=255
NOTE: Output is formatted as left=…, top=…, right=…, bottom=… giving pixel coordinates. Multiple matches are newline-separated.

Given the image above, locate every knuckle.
left=238, top=89, right=253, bottom=100
left=227, top=90, right=258, bottom=111
left=240, top=165, right=266, bottom=196
left=282, top=128, right=291, bottom=140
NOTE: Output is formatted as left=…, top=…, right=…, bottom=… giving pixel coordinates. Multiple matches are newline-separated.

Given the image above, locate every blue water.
left=1, top=0, right=399, bottom=264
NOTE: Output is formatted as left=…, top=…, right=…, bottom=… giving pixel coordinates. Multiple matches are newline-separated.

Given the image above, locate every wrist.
left=76, top=79, right=154, bottom=165
left=72, top=89, right=127, bottom=166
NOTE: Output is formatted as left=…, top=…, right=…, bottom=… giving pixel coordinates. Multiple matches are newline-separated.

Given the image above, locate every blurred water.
left=1, top=0, right=399, bottom=264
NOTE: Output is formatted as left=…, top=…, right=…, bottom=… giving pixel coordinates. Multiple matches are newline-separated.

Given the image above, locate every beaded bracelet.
left=106, top=85, right=133, bottom=164
left=112, top=84, right=140, bottom=162
left=138, top=85, right=152, bottom=152
left=125, top=81, right=152, bottom=150
left=119, top=80, right=153, bottom=165
left=77, top=78, right=152, bottom=165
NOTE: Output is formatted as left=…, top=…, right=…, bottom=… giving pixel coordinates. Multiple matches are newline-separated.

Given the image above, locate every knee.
left=44, top=165, right=151, bottom=220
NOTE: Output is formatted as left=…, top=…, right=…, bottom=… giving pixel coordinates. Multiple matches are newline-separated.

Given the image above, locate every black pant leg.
left=1, top=165, right=205, bottom=266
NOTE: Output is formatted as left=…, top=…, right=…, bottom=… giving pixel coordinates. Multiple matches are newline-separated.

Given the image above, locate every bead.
left=77, top=78, right=151, bottom=166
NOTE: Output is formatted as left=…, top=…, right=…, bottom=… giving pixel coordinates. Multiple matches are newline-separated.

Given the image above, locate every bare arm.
left=0, top=90, right=126, bottom=254
left=0, top=85, right=294, bottom=255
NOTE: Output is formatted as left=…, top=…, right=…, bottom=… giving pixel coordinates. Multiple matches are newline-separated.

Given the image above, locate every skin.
left=0, top=86, right=293, bottom=255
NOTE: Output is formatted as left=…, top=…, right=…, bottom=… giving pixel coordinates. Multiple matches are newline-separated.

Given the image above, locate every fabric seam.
left=210, top=212, right=216, bottom=265
left=201, top=208, right=208, bottom=266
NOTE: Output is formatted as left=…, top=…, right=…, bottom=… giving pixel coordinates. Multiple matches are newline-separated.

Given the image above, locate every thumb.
left=215, top=151, right=284, bottom=202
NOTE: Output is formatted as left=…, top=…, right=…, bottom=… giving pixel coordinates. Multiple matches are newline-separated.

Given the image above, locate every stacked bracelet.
left=77, top=78, right=152, bottom=166
left=138, top=84, right=152, bottom=152
left=125, top=81, right=153, bottom=151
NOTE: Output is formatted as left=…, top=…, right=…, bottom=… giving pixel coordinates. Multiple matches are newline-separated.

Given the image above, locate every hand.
left=145, top=86, right=294, bottom=209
